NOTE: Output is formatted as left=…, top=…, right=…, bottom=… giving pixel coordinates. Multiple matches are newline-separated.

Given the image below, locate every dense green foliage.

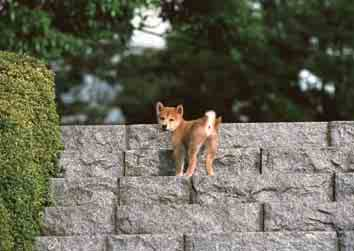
left=0, top=0, right=143, bottom=59
left=117, top=0, right=354, bottom=122
left=0, top=0, right=149, bottom=122
left=1, top=0, right=354, bottom=123
left=0, top=51, right=62, bottom=251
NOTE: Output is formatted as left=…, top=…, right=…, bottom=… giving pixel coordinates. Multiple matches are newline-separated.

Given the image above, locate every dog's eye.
left=160, top=117, right=165, bottom=120
left=169, top=119, right=174, bottom=122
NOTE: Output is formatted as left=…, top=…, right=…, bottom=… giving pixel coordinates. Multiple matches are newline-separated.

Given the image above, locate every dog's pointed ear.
left=176, top=104, right=184, bottom=116
left=156, top=102, right=164, bottom=114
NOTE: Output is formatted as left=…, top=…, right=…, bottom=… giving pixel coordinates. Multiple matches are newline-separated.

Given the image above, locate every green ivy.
left=0, top=51, right=63, bottom=251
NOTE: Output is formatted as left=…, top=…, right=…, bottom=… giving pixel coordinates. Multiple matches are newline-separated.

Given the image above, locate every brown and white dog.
left=156, top=102, right=222, bottom=176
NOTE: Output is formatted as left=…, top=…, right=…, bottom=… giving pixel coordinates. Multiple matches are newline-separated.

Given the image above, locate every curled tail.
left=204, top=110, right=221, bottom=136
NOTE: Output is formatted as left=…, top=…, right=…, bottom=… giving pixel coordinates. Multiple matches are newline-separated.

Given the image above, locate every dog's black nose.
left=162, top=125, right=167, bottom=131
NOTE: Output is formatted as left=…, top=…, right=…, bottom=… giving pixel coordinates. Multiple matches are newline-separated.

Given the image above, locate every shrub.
left=0, top=51, right=62, bottom=251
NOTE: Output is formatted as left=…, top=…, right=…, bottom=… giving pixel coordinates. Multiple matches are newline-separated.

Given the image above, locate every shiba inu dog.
left=156, top=102, right=222, bottom=176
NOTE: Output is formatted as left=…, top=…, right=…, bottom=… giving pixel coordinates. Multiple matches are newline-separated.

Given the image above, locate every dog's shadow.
left=157, top=150, right=175, bottom=176
left=157, top=146, right=207, bottom=176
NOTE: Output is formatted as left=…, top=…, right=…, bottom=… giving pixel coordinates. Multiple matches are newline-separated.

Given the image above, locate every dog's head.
left=156, top=102, right=183, bottom=131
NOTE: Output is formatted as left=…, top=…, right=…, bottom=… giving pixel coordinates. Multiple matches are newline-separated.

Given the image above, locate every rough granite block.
left=119, top=176, right=191, bottom=205
left=262, top=147, right=354, bottom=173
left=218, top=122, right=328, bottom=148
left=35, top=236, right=106, bottom=251
left=107, top=235, right=184, bottom=251
left=127, top=124, right=171, bottom=149
left=185, top=232, right=262, bottom=251
left=185, top=231, right=337, bottom=251
left=192, top=173, right=333, bottom=204
left=50, top=177, right=117, bottom=206
left=124, top=148, right=260, bottom=176
left=124, top=149, right=175, bottom=176
left=329, top=121, right=354, bottom=146
left=59, top=150, right=124, bottom=179
left=339, top=231, right=354, bottom=251
left=127, top=122, right=328, bottom=149
left=336, top=173, right=354, bottom=201
left=264, top=202, right=354, bottom=231
left=116, top=203, right=262, bottom=234
left=61, top=125, right=127, bottom=151
left=42, top=203, right=115, bottom=235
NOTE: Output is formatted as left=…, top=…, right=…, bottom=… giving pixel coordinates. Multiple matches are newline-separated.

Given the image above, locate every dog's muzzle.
left=162, top=125, right=167, bottom=131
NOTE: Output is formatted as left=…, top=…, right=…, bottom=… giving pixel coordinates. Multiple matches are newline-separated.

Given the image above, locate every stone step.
left=36, top=232, right=354, bottom=251
left=60, top=125, right=125, bottom=179
left=340, top=231, right=354, bottom=251
left=329, top=121, right=354, bottom=146
left=49, top=173, right=339, bottom=207
left=336, top=173, right=354, bottom=201
left=127, top=122, right=329, bottom=149
left=192, top=173, right=333, bottom=205
left=107, top=234, right=184, bottom=251
left=185, top=231, right=338, bottom=251
left=119, top=176, right=191, bottom=205
left=50, top=177, right=117, bottom=206
left=124, top=148, right=260, bottom=176
left=264, top=201, right=354, bottom=231
left=36, top=235, right=106, bottom=251
left=119, top=174, right=333, bottom=205
left=36, top=234, right=184, bottom=251
left=61, top=125, right=127, bottom=152
left=262, top=147, right=354, bottom=174
left=42, top=203, right=115, bottom=235
left=58, top=146, right=354, bottom=179
left=60, top=122, right=354, bottom=151
left=59, top=150, right=124, bottom=179
left=116, top=203, right=262, bottom=234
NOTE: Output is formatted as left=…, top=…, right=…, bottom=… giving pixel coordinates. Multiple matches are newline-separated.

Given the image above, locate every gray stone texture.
left=59, top=150, right=124, bottom=179
left=124, top=148, right=260, bottom=176
left=262, top=147, right=354, bottom=173
left=119, top=176, right=190, bottom=205
left=264, top=202, right=354, bottom=231
left=50, top=177, right=117, bottom=206
left=36, top=122, right=354, bottom=251
left=60, top=126, right=125, bottom=179
left=127, top=124, right=171, bottom=149
left=61, top=125, right=127, bottom=151
left=107, top=235, right=184, bottom=251
left=336, top=173, right=354, bottom=201
left=116, top=203, right=262, bottom=234
left=329, top=121, right=354, bottom=146
left=339, top=231, right=354, bottom=251
left=127, top=122, right=328, bottom=149
left=192, top=173, right=333, bottom=204
left=185, top=231, right=338, bottom=251
left=42, top=203, right=115, bottom=235
left=124, top=149, right=175, bottom=176
left=36, top=236, right=106, bottom=251
left=221, top=122, right=328, bottom=148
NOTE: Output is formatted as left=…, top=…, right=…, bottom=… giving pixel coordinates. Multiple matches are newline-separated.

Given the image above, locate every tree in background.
left=117, top=0, right=354, bottom=122
left=0, top=0, right=146, bottom=123
left=1, top=0, right=354, bottom=123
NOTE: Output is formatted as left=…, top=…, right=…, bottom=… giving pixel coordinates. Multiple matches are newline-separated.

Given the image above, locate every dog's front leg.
left=173, top=146, right=185, bottom=176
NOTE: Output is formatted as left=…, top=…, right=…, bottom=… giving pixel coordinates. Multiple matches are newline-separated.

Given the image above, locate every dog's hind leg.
left=185, top=141, right=204, bottom=177
left=174, top=146, right=185, bottom=176
left=205, top=135, right=218, bottom=176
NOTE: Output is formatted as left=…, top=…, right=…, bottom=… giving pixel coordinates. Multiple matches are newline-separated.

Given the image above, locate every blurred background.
left=1, top=0, right=354, bottom=124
